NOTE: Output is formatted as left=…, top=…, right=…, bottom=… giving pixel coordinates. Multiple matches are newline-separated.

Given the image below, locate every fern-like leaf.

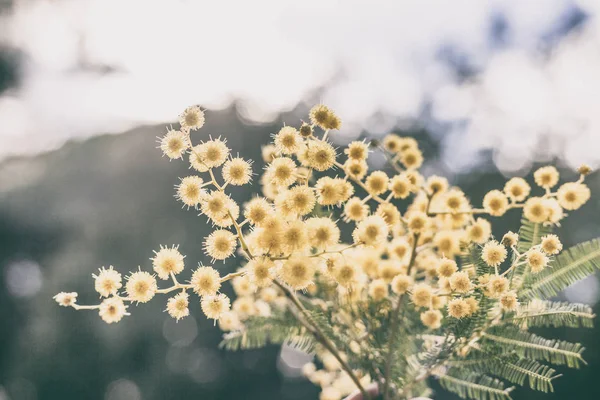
left=437, top=370, right=514, bottom=400
left=482, top=327, right=586, bottom=368
left=494, top=359, right=559, bottom=393
left=520, top=238, right=600, bottom=299
left=506, top=300, right=595, bottom=329
left=517, top=219, right=553, bottom=254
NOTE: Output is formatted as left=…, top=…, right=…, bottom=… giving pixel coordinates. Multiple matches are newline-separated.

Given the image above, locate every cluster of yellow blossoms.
left=55, top=104, right=592, bottom=400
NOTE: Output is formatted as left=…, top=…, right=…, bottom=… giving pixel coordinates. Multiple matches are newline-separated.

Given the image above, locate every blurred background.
left=1, top=0, right=599, bottom=399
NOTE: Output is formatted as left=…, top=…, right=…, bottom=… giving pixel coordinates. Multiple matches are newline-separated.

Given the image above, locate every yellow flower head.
left=160, top=129, right=190, bottom=159
left=411, top=284, right=433, bottom=307
left=247, top=257, right=275, bottom=287
left=483, top=190, right=509, bottom=216
left=504, top=177, right=530, bottom=202
left=481, top=241, right=507, bottom=267
left=344, top=159, right=369, bottom=180
left=166, top=292, right=189, bottom=321
left=54, top=292, right=78, bottom=307
left=99, top=297, right=128, bottom=324
left=266, top=157, right=297, bottom=187
left=500, top=291, right=519, bottom=311
left=176, top=176, right=205, bottom=208
left=274, top=126, right=302, bottom=155
left=420, top=309, right=443, bottom=329
left=307, top=217, right=340, bottom=250
left=306, top=141, right=337, bottom=171
left=534, top=166, right=559, bottom=188
left=345, top=141, right=369, bottom=161
left=126, top=270, right=157, bottom=303
left=487, top=275, right=509, bottom=298
left=151, top=245, right=185, bottom=280
left=309, top=104, right=341, bottom=130
left=201, top=293, right=231, bottom=320
left=179, top=105, right=205, bottom=131
left=343, top=197, right=369, bottom=223
left=280, top=257, right=316, bottom=290
left=222, top=158, right=252, bottom=186
left=196, top=138, right=230, bottom=168
left=467, top=218, right=492, bottom=244
left=243, top=197, right=273, bottom=226
left=93, top=266, right=122, bottom=298
left=527, top=249, right=549, bottom=273
left=437, top=258, right=458, bottom=278
left=449, top=271, right=472, bottom=293
left=368, top=279, right=389, bottom=301
left=284, top=185, right=316, bottom=215
left=365, top=171, right=389, bottom=196
left=447, top=298, right=471, bottom=319
left=427, top=175, right=448, bottom=195
left=400, top=148, right=424, bottom=169
left=557, top=182, right=591, bottom=210
left=523, top=197, right=548, bottom=223
left=389, top=174, right=412, bottom=199
left=190, top=266, right=221, bottom=296
left=204, top=229, right=237, bottom=260
left=501, top=231, right=519, bottom=248
left=541, top=234, right=562, bottom=255
left=353, top=215, right=389, bottom=246
left=407, top=211, right=429, bottom=233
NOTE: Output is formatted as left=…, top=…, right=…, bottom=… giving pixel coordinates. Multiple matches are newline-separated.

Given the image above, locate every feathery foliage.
left=438, top=370, right=514, bottom=400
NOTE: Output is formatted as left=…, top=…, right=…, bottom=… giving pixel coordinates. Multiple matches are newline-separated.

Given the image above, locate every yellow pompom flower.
left=190, top=266, right=221, bottom=296
left=557, top=182, right=591, bottom=210
left=232, top=275, right=256, bottom=296
left=449, top=271, right=472, bottom=293
left=434, top=230, right=462, bottom=257
left=527, top=249, right=549, bottom=273
left=299, top=122, right=313, bottom=138
left=501, top=231, right=519, bottom=248
left=411, top=284, right=433, bottom=307
left=389, top=237, right=410, bottom=260
left=179, top=105, right=205, bottom=130
left=523, top=197, right=548, bottom=223
left=126, top=271, right=158, bottom=303
left=266, top=157, right=297, bottom=187
left=151, top=245, right=185, bottom=280
left=93, top=266, right=122, bottom=298
left=261, top=144, right=277, bottom=163
left=541, top=234, right=562, bottom=255
left=400, top=148, right=424, bottom=169
left=316, top=177, right=343, bottom=206
left=343, top=197, right=369, bottom=222
left=420, top=309, right=443, bottom=329
left=487, top=275, right=509, bottom=298
left=467, top=218, right=492, bottom=244
left=376, top=203, right=402, bottom=228
left=243, top=197, right=273, bottom=226
left=368, top=279, right=389, bottom=301
left=306, top=141, right=337, bottom=171
left=504, top=177, right=530, bottom=201
left=99, top=297, right=128, bottom=324
left=197, top=138, right=230, bottom=168
left=309, top=104, right=341, bottom=130
left=282, top=220, right=309, bottom=252
left=201, top=191, right=232, bottom=221
left=166, top=292, right=189, bottom=321
left=280, top=257, right=316, bottom=290
left=54, top=292, right=78, bottom=307
left=307, top=217, right=340, bottom=250
left=281, top=187, right=313, bottom=217
left=233, top=296, right=257, bottom=319
left=189, top=145, right=209, bottom=172
left=176, top=176, right=205, bottom=208
left=465, top=297, right=480, bottom=314
left=247, top=257, right=275, bottom=287
left=222, top=158, right=252, bottom=186
left=534, top=166, right=559, bottom=188
left=160, top=129, right=190, bottom=159
left=481, top=241, right=507, bottom=267
left=353, top=215, right=389, bottom=246
left=483, top=190, right=509, bottom=216
left=365, top=171, right=389, bottom=196
left=378, top=261, right=403, bottom=283
left=436, top=258, right=458, bottom=278
left=204, top=229, right=237, bottom=260
left=382, top=134, right=402, bottom=153
left=426, top=175, right=448, bottom=195
left=274, top=126, right=302, bottom=155
left=333, top=262, right=361, bottom=288
left=201, top=293, right=231, bottom=320
left=407, top=211, right=429, bottom=233
left=500, top=291, right=519, bottom=311
left=345, top=141, right=369, bottom=161
left=447, top=298, right=471, bottom=319
left=544, top=198, right=564, bottom=224
left=343, top=159, right=369, bottom=180
left=444, top=189, right=468, bottom=213
left=389, top=174, right=412, bottom=199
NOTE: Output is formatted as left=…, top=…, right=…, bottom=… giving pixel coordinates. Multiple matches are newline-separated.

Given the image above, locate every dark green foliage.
left=438, top=370, right=514, bottom=400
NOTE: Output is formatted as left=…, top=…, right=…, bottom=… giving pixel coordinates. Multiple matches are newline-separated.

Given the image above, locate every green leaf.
left=517, top=219, right=553, bottom=254
left=437, top=369, right=514, bottom=400
left=494, top=359, right=559, bottom=393
left=520, top=238, right=600, bottom=299
left=505, top=300, right=595, bottom=329
left=482, top=327, right=586, bottom=368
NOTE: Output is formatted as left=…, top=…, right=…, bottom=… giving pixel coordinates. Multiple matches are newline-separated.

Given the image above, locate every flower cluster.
left=56, top=104, right=596, bottom=400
